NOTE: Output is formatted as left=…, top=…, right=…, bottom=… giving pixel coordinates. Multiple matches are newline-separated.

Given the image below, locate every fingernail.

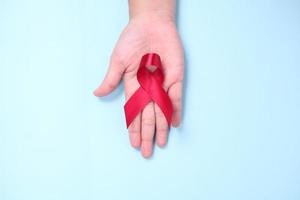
left=141, top=141, right=152, bottom=158
left=172, top=121, right=181, bottom=128
left=93, top=87, right=104, bottom=97
left=130, top=134, right=141, bottom=148
left=157, top=137, right=167, bottom=147
left=93, top=89, right=99, bottom=96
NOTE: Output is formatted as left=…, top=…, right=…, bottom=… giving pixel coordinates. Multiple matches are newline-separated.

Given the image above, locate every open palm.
left=94, top=19, right=184, bottom=158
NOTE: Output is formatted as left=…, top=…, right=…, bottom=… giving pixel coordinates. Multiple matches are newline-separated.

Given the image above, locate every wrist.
left=129, top=0, right=176, bottom=23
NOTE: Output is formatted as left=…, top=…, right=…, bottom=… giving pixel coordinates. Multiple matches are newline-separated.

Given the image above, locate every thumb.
left=93, top=55, right=124, bottom=97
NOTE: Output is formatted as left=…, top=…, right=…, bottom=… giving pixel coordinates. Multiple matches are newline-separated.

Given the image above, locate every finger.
left=124, top=76, right=141, bottom=148
left=94, top=55, right=124, bottom=97
left=154, top=104, right=169, bottom=147
left=128, top=113, right=141, bottom=148
left=141, top=102, right=155, bottom=158
left=168, top=82, right=183, bottom=127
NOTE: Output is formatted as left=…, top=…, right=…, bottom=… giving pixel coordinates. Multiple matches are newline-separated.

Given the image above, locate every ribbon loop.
left=124, top=53, right=173, bottom=128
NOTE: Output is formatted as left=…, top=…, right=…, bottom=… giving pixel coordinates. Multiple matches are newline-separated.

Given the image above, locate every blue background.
left=1, top=0, right=300, bottom=199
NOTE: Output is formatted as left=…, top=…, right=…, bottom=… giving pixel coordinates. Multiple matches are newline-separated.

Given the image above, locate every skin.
left=94, top=0, right=184, bottom=158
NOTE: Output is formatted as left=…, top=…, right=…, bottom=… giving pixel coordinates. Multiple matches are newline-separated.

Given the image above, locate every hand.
left=94, top=16, right=184, bottom=158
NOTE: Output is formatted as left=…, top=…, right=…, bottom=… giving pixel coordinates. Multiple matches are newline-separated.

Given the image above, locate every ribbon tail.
left=124, top=87, right=152, bottom=128
left=148, top=81, right=173, bottom=127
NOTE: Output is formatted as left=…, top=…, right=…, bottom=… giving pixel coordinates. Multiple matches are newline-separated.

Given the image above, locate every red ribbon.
left=124, top=53, right=173, bottom=128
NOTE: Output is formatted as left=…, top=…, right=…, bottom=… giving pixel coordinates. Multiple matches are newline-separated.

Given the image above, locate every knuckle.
left=142, top=137, right=153, bottom=142
left=129, top=130, right=139, bottom=135
left=173, top=106, right=182, bottom=112
left=172, top=97, right=182, bottom=104
left=107, top=81, right=117, bottom=90
left=156, top=127, right=168, bottom=134
left=129, top=122, right=139, bottom=133
left=142, top=118, right=155, bottom=126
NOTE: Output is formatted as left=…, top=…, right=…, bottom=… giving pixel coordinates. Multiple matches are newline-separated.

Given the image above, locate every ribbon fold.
left=124, top=53, right=173, bottom=128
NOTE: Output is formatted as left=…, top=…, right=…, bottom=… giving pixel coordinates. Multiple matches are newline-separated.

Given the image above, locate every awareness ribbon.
left=124, top=53, right=173, bottom=128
